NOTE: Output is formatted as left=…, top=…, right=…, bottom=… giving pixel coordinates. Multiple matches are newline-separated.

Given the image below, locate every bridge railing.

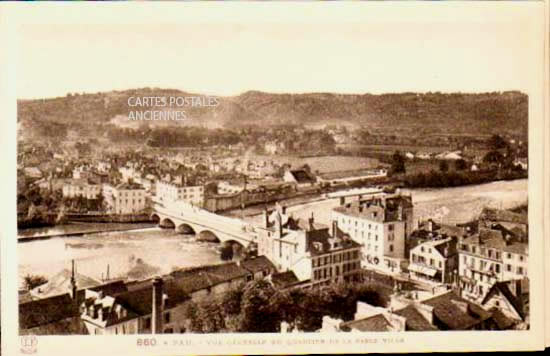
left=154, top=201, right=258, bottom=236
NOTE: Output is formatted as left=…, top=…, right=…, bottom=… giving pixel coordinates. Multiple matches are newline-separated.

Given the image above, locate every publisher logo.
left=20, top=335, right=38, bottom=354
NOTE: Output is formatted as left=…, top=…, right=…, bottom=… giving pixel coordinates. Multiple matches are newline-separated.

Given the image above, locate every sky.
left=17, top=17, right=540, bottom=99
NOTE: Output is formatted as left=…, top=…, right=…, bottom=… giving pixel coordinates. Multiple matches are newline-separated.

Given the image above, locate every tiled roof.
left=421, top=291, right=492, bottom=330
left=480, top=208, right=527, bottom=225
left=340, top=314, right=392, bottom=332
left=31, top=269, right=101, bottom=299
left=170, top=262, right=250, bottom=294
left=20, top=318, right=89, bottom=335
left=394, top=305, right=438, bottom=331
left=115, top=182, right=144, bottom=190
left=481, top=280, right=527, bottom=320
left=115, top=281, right=189, bottom=317
left=271, top=271, right=300, bottom=289
left=462, top=228, right=527, bottom=255
left=19, top=293, right=78, bottom=330
left=89, top=280, right=128, bottom=296
left=489, top=307, right=516, bottom=330
left=239, top=256, right=276, bottom=273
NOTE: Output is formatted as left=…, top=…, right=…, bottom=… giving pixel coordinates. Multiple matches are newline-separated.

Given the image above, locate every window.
left=506, top=264, right=512, bottom=272
left=389, top=245, right=394, bottom=253
left=388, top=224, right=394, bottom=231
left=517, top=267, right=524, bottom=275
left=144, top=317, right=151, bottom=329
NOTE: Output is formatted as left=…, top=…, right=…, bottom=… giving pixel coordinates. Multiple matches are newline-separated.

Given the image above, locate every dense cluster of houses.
left=19, top=187, right=529, bottom=334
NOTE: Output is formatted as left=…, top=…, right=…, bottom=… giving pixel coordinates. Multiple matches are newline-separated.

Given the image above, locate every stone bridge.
left=151, top=200, right=257, bottom=246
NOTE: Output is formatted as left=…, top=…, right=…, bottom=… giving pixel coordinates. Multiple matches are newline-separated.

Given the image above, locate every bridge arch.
left=159, top=217, right=176, bottom=229
left=197, top=229, right=221, bottom=243
left=220, top=240, right=245, bottom=261
left=175, top=223, right=196, bottom=235
left=151, top=213, right=161, bottom=224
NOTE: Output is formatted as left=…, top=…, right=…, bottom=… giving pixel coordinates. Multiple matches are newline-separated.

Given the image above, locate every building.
left=217, top=181, right=245, bottom=195
left=390, top=289, right=505, bottom=331
left=73, top=166, right=109, bottom=183
left=169, top=262, right=251, bottom=302
left=62, top=179, right=102, bottom=199
left=155, top=180, right=204, bottom=207
left=239, top=256, right=277, bottom=281
left=256, top=204, right=362, bottom=288
left=30, top=268, right=102, bottom=300
left=458, top=228, right=528, bottom=302
left=478, top=207, right=528, bottom=241
left=317, top=168, right=388, bottom=186
left=481, top=278, right=529, bottom=329
left=80, top=277, right=189, bottom=335
left=332, top=193, right=413, bottom=274
left=408, top=237, right=458, bottom=284
left=337, top=302, right=407, bottom=332
left=283, top=169, right=317, bottom=188
left=103, top=182, right=147, bottom=215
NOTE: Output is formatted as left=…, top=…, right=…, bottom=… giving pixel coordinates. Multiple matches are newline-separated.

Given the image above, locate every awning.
left=408, top=263, right=438, bottom=277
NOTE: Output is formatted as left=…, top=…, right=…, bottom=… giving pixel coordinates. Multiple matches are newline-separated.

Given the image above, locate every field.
left=249, top=154, right=383, bottom=173
left=337, top=144, right=452, bottom=155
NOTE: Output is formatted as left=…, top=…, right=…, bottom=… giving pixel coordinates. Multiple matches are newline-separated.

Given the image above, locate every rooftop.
left=421, top=291, right=492, bottom=330
left=394, top=305, right=438, bottom=331
left=480, top=207, right=527, bottom=225
left=239, top=256, right=276, bottom=273
left=340, top=314, right=392, bottom=332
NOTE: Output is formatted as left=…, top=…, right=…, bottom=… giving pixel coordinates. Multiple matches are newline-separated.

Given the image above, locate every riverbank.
left=18, top=222, right=156, bottom=242
left=242, top=178, right=527, bottom=226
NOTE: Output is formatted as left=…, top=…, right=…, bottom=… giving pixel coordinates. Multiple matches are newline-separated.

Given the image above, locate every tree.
left=439, top=160, right=449, bottom=173
left=390, top=151, right=406, bottom=175
left=488, top=134, right=508, bottom=150
left=483, top=150, right=505, bottom=165
left=238, top=280, right=282, bottom=332
left=183, top=301, right=204, bottom=333
left=455, top=159, right=467, bottom=171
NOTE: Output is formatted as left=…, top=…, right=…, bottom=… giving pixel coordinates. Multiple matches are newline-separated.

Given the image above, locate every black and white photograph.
left=0, top=1, right=547, bottom=355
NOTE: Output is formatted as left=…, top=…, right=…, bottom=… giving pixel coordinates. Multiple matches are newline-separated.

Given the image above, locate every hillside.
left=17, top=89, right=528, bottom=140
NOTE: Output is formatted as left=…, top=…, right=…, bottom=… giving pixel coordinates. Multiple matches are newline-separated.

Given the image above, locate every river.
left=245, top=179, right=528, bottom=226
left=18, top=179, right=527, bottom=290
left=18, top=228, right=221, bottom=290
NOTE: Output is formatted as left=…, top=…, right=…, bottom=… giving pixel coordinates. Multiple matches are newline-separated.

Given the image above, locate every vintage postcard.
left=0, top=1, right=547, bottom=355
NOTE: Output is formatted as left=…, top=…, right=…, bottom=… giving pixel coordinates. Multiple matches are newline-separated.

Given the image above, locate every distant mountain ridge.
left=17, top=88, right=528, bottom=137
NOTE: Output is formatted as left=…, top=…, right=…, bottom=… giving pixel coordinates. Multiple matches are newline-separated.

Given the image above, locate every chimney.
left=276, top=213, right=283, bottom=238
left=282, top=205, right=287, bottom=215
left=309, top=212, right=315, bottom=230
left=340, top=197, right=345, bottom=206
left=152, top=277, right=164, bottom=334
left=398, top=205, right=403, bottom=221
left=69, top=260, right=77, bottom=300
left=428, top=219, right=434, bottom=232
left=262, top=208, right=269, bottom=228
left=332, top=220, right=338, bottom=238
